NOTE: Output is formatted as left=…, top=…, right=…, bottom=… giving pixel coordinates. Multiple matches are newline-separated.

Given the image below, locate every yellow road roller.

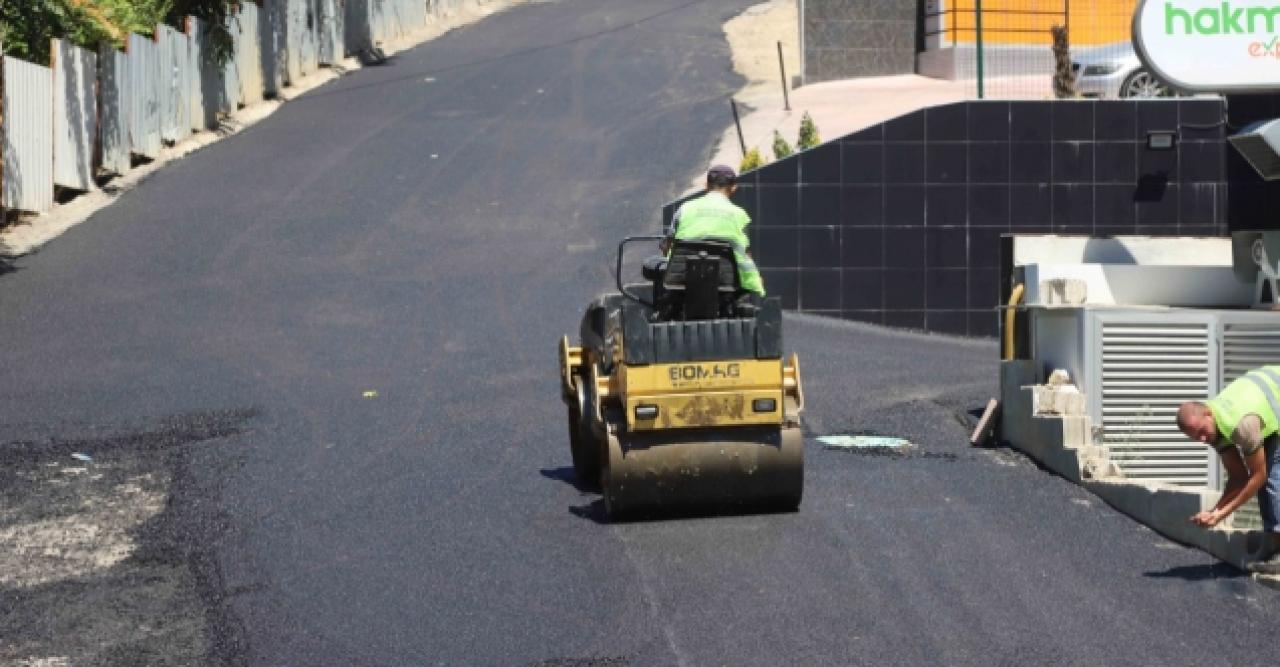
left=558, top=236, right=804, bottom=518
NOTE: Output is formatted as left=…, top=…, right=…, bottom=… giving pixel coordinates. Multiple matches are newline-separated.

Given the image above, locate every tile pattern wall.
left=803, top=0, right=917, bottom=83
left=1222, top=94, right=1280, bottom=230
left=665, top=99, right=1231, bottom=338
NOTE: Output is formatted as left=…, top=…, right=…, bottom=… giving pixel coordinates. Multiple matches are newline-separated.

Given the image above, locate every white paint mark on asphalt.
left=566, top=240, right=598, bottom=253
left=615, top=530, right=692, bottom=667
left=1071, top=498, right=1092, bottom=507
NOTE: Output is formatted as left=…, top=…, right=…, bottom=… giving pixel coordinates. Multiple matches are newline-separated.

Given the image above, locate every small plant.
left=771, top=130, right=794, bottom=160
left=739, top=147, right=765, bottom=173
left=797, top=112, right=821, bottom=150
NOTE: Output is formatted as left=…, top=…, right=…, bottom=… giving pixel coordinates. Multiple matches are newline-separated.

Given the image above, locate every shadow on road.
left=539, top=466, right=595, bottom=492
left=1143, top=563, right=1246, bottom=581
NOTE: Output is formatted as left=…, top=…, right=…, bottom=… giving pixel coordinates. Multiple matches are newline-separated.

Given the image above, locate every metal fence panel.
left=2, top=57, right=55, bottom=213
left=98, top=45, right=131, bottom=175
left=406, top=0, right=427, bottom=31
left=52, top=39, right=97, bottom=192
left=345, top=0, right=372, bottom=55
left=128, top=33, right=162, bottom=158
left=187, top=17, right=210, bottom=130
left=286, top=0, right=320, bottom=82
left=371, top=0, right=389, bottom=43
left=158, top=24, right=191, bottom=144
left=258, top=0, right=285, bottom=95
left=222, top=12, right=244, bottom=111
left=236, top=3, right=265, bottom=104
left=320, top=0, right=345, bottom=64
left=286, top=0, right=305, bottom=83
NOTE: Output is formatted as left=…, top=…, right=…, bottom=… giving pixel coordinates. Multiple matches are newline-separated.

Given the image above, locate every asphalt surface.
left=2, top=0, right=1279, bottom=664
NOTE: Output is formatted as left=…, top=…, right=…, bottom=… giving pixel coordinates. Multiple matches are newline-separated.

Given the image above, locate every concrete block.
left=1060, top=416, right=1091, bottom=448
left=1041, top=278, right=1088, bottom=305
left=1046, top=368, right=1071, bottom=387
left=1032, top=384, right=1086, bottom=416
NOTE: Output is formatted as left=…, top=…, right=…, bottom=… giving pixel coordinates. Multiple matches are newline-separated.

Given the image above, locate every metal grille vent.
left=1101, top=322, right=1212, bottom=487
left=1219, top=323, right=1280, bottom=528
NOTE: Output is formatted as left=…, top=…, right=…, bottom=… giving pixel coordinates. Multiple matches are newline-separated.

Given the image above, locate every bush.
left=740, top=147, right=764, bottom=173
left=797, top=112, right=821, bottom=150
left=0, top=0, right=235, bottom=65
left=771, top=130, right=793, bottom=160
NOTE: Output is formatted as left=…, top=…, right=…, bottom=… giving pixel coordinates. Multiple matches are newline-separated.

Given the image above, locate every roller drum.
left=601, top=425, right=803, bottom=518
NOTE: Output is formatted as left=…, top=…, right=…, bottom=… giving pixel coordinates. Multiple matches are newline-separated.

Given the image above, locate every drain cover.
left=817, top=435, right=911, bottom=449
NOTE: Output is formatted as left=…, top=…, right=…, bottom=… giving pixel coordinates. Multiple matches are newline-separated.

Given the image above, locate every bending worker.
left=664, top=165, right=765, bottom=297
left=1177, top=366, right=1280, bottom=575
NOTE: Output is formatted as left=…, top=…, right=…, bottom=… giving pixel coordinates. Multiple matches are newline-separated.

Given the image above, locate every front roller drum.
left=601, top=425, right=803, bottom=518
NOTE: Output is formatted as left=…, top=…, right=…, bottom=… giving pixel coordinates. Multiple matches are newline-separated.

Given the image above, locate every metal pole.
left=731, top=98, right=747, bottom=157
left=777, top=41, right=790, bottom=111
left=1064, top=0, right=1070, bottom=41
left=975, top=0, right=985, bottom=100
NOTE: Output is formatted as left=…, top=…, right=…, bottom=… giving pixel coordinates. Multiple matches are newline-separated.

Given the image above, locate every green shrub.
left=797, top=112, right=821, bottom=150
left=771, top=131, right=793, bottom=160
left=0, top=0, right=234, bottom=65
left=740, top=147, right=765, bottom=173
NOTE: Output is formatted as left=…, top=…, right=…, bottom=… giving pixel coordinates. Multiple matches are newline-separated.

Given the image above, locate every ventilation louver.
left=1100, top=322, right=1213, bottom=487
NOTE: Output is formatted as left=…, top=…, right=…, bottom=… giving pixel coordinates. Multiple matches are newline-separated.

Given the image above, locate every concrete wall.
left=801, top=0, right=917, bottom=84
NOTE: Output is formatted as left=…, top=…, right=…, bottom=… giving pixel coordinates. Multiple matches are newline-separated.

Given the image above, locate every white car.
left=1071, top=43, right=1172, bottom=98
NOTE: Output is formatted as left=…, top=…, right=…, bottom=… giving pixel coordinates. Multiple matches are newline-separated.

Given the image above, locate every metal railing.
left=922, top=0, right=1143, bottom=100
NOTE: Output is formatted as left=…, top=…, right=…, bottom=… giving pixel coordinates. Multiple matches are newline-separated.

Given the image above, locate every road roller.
left=558, top=235, right=804, bottom=518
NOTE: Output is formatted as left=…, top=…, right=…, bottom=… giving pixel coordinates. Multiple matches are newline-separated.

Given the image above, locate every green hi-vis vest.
left=1206, top=365, right=1280, bottom=448
left=673, top=193, right=765, bottom=296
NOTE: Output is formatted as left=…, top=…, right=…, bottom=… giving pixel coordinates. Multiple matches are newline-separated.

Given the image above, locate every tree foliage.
left=771, top=130, right=793, bottom=160
left=797, top=112, right=820, bottom=151
left=739, top=147, right=764, bottom=173
left=0, top=0, right=233, bottom=65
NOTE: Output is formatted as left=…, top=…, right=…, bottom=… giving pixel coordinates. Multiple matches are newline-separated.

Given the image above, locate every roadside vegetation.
left=0, top=0, right=236, bottom=65
left=740, top=113, right=821, bottom=173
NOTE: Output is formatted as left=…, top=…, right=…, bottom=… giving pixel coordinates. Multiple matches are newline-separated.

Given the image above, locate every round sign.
left=1134, top=0, right=1280, bottom=92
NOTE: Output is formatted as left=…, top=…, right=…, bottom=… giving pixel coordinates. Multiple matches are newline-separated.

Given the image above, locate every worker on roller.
left=1176, top=366, right=1280, bottom=575
left=663, top=165, right=765, bottom=297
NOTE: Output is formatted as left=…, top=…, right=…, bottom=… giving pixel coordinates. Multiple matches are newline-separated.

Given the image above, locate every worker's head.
left=1176, top=401, right=1217, bottom=444
left=706, top=165, right=738, bottom=194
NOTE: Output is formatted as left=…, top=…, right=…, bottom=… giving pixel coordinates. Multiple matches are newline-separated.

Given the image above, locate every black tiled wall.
left=665, top=99, right=1240, bottom=338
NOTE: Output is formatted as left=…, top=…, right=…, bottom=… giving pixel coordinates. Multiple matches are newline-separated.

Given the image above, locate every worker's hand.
left=1190, top=510, right=1224, bottom=527
left=659, top=237, right=671, bottom=254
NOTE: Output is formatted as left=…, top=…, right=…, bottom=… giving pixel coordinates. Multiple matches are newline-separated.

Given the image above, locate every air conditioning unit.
left=1033, top=307, right=1280, bottom=507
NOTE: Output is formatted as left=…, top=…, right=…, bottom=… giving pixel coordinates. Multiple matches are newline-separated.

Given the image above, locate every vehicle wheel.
left=1120, top=69, right=1170, bottom=98
left=568, top=378, right=601, bottom=490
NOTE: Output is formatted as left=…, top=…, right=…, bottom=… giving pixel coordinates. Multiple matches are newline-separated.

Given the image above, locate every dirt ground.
left=0, top=411, right=256, bottom=666
left=723, top=0, right=800, bottom=102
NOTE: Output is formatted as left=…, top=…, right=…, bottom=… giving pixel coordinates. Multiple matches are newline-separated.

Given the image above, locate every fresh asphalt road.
left=2, top=0, right=1279, bottom=664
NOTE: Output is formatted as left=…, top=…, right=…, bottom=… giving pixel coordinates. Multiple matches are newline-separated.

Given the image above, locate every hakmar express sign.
left=1134, top=0, right=1280, bottom=91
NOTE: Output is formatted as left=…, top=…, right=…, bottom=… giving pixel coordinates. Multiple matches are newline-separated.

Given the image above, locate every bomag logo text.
left=1165, top=2, right=1280, bottom=35
left=669, top=363, right=741, bottom=382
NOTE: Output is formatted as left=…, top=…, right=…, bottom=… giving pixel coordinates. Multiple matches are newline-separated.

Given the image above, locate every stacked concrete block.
left=1001, top=359, right=1274, bottom=573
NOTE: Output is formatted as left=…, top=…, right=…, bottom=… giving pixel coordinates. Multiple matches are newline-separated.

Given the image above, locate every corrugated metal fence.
left=2, top=0, right=454, bottom=215
left=2, top=58, right=54, bottom=213
left=52, top=39, right=97, bottom=192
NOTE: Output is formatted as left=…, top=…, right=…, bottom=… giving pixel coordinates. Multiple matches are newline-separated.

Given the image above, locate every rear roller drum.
left=601, top=425, right=803, bottom=519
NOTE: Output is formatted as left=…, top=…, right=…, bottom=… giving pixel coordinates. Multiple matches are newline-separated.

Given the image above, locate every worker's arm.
left=1192, top=447, right=1269, bottom=528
